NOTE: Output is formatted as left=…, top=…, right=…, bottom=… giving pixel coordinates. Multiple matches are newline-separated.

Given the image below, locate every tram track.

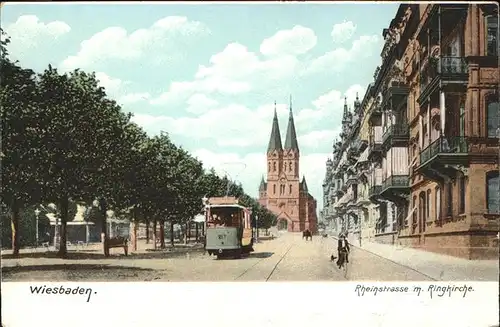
left=234, top=241, right=295, bottom=281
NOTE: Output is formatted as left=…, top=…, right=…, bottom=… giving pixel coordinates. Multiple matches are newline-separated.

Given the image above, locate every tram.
left=204, top=196, right=254, bottom=259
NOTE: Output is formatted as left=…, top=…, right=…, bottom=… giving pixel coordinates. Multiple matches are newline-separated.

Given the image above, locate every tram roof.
left=207, top=204, right=247, bottom=209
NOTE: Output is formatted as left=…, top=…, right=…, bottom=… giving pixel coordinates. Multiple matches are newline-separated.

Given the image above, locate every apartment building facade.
left=322, top=4, right=499, bottom=259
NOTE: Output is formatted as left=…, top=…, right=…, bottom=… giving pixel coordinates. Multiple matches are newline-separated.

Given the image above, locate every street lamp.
left=202, top=196, right=209, bottom=239
left=34, top=208, right=40, bottom=248
left=255, top=215, right=259, bottom=243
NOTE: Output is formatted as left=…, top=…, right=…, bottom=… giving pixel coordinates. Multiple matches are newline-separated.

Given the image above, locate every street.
left=1, top=233, right=436, bottom=282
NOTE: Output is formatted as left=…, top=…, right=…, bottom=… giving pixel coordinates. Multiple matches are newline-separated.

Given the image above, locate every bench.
left=106, top=236, right=128, bottom=256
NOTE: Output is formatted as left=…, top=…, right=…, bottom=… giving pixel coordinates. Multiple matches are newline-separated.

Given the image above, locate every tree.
left=0, top=49, right=43, bottom=255
left=34, top=67, right=135, bottom=256
left=1, top=28, right=10, bottom=59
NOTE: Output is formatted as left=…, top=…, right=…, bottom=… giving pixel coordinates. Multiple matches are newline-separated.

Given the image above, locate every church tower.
left=260, top=97, right=318, bottom=233
left=266, top=102, right=283, bottom=198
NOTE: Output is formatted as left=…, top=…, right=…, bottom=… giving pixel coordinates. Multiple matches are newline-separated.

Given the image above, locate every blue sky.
left=2, top=2, right=399, bottom=209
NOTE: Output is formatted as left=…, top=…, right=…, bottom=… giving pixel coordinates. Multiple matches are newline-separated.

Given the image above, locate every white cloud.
left=260, top=25, right=317, bottom=57
left=150, top=42, right=302, bottom=106
left=134, top=84, right=364, bottom=150
left=132, top=102, right=289, bottom=147
left=192, top=149, right=330, bottom=203
left=119, top=92, right=151, bottom=105
left=4, top=15, right=70, bottom=56
left=294, top=84, right=365, bottom=132
left=305, top=35, right=381, bottom=75
left=150, top=33, right=378, bottom=106
left=59, top=16, right=209, bottom=71
left=331, top=20, right=356, bottom=43
left=95, top=72, right=126, bottom=96
left=186, top=94, right=219, bottom=114
left=298, top=130, right=340, bottom=150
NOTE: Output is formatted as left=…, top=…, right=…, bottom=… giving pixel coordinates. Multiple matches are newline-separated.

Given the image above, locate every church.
left=258, top=98, right=318, bottom=233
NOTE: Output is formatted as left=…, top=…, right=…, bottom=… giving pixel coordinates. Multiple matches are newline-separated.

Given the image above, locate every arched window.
left=268, top=162, right=271, bottom=172
left=486, top=171, right=500, bottom=214
left=289, top=162, right=292, bottom=172
left=486, top=95, right=499, bottom=138
left=273, top=184, right=276, bottom=194
left=459, top=175, right=466, bottom=214
left=435, top=186, right=441, bottom=221
left=289, top=184, right=292, bottom=194
left=273, top=162, right=277, bottom=171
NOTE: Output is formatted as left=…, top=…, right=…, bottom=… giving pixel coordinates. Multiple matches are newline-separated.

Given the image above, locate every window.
left=268, top=162, right=271, bottom=172
left=435, top=186, right=441, bottom=221
left=446, top=182, right=453, bottom=216
left=486, top=171, right=500, bottom=214
left=289, top=184, right=292, bottom=194
left=486, top=95, right=499, bottom=138
left=459, top=176, right=466, bottom=214
left=289, top=162, right=292, bottom=172
left=273, top=184, right=276, bottom=194
left=419, top=191, right=426, bottom=233
left=412, top=195, right=417, bottom=233
left=427, top=189, right=432, bottom=220
left=353, top=184, right=358, bottom=201
left=459, top=99, right=465, bottom=136
left=486, top=15, right=498, bottom=56
left=273, top=162, right=276, bottom=171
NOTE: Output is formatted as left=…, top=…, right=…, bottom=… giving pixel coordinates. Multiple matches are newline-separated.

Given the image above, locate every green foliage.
left=0, top=32, right=278, bottom=255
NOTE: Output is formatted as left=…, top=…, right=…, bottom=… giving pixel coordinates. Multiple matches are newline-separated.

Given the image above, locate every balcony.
left=380, top=175, right=410, bottom=203
left=382, top=123, right=410, bottom=150
left=351, top=139, right=368, bottom=153
left=368, top=126, right=383, bottom=160
left=382, top=82, right=409, bottom=112
left=368, top=106, right=382, bottom=124
left=368, top=185, right=382, bottom=203
left=417, top=56, right=468, bottom=105
left=416, top=136, right=470, bottom=182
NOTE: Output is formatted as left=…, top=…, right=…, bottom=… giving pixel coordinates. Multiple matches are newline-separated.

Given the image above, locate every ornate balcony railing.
left=419, top=56, right=468, bottom=98
left=419, top=136, right=469, bottom=165
left=382, top=123, right=410, bottom=143
left=382, top=175, right=409, bottom=190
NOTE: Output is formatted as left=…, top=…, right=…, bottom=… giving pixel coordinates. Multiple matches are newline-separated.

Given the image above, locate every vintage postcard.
left=1, top=3, right=499, bottom=325
left=1, top=0, right=498, bottom=283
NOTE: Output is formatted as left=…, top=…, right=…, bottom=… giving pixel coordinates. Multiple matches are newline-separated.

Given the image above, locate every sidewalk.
left=341, top=237, right=498, bottom=281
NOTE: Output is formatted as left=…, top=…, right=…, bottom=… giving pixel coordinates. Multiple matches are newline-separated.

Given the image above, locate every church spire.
left=267, top=101, right=283, bottom=152
left=259, top=175, right=266, bottom=191
left=342, top=96, right=349, bottom=123
left=284, top=95, right=299, bottom=152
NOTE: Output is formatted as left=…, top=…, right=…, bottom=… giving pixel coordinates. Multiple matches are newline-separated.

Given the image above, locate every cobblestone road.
left=2, top=233, right=434, bottom=281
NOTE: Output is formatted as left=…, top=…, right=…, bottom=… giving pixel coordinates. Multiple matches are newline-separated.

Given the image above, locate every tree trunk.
left=58, top=197, right=69, bottom=257
left=152, top=218, right=157, bottom=250
left=100, top=199, right=108, bottom=257
left=160, top=222, right=165, bottom=249
left=10, top=200, right=20, bottom=256
left=195, top=223, right=199, bottom=242
left=131, top=209, right=138, bottom=252
left=169, top=221, right=175, bottom=247
left=184, top=222, right=189, bottom=245
left=145, top=217, right=150, bottom=244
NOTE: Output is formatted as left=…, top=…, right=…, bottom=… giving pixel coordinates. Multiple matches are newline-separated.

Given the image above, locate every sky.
left=2, top=2, right=400, bottom=210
